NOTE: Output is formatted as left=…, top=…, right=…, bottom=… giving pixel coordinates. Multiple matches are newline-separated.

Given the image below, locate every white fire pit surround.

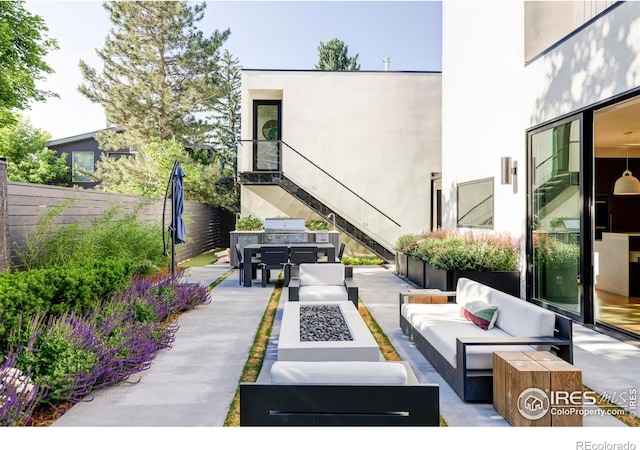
left=278, top=301, right=381, bottom=361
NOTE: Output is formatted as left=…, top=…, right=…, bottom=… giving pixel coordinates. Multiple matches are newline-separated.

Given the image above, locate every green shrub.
left=534, top=235, right=579, bottom=269
left=236, top=215, right=263, bottom=231
left=14, top=314, right=99, bottom=406
left=393, top=229, right=520, bottom=271
left=305, top=219, right=328, bottom=230
left=15, top=201, right=167, bottom=274
left=0, top=258, right=133, bottom=351
left=393, top=233, right=420, bottom=254
left=341, top=257, right=384, bottom=265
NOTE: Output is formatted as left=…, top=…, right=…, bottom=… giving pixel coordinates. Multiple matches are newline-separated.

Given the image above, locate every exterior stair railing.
left=237, top=140, right=399, bottom=262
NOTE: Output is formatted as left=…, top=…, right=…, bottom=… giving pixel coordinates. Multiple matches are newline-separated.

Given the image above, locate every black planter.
left=407, top=257, right=425, bottom=287
left=396, top=252, right=409, bottom=277
left=541, top=265, right=579, bottom=303
left=424, top=263, right=521, bottom=297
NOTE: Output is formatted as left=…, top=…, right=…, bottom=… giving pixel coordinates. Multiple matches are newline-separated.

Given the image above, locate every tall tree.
left=0, top=1, right=58, bottom=126
left=91, top=138, right=236, bottom=206
left=210, top=49, right=241, bottom=171
left=0, top=113, right=70, bottom=185
left=314, top=38, right=360, bottom=71
left=209, top=49, right=241, bottom=208
left=78, top=1, right=230, bottom=151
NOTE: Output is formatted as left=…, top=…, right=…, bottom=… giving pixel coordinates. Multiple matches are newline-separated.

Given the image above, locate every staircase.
left=238, top=171, right=396, bottom=262
left=534, top=171, right=578, bottom=212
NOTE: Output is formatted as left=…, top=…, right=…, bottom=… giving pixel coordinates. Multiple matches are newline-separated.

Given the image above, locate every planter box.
left=424, top=263, right=521, bottom=298
left=396, top=252, right=409, bottom=277
left=399, top=257, right=521, bottom=297
left=407, top=257, right=426, bottom=287
left=543, top=267, right=579, bottom=303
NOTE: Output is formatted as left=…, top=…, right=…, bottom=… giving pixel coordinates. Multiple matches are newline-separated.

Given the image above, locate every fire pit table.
left=277, top=301, right=381, bottom=361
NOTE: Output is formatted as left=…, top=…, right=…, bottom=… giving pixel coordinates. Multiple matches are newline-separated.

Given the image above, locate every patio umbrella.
left=171, top=162, right=186, bottom=245
left=162, top=160, right=186, bottom=277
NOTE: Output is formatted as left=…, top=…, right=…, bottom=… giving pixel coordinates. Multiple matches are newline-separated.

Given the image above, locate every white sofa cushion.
left=299, top=263, right=345, bottom=286
left=491, top=290, right=555, bottom=338
left=402, top=303, right=465, bottom=329
left=270, top=361, right=408, bottom=385
left=299, top=285, right=348, bottom=302
left=455, top=277, right=494, bottom=307
left=421, top=322, right=536, bottom=370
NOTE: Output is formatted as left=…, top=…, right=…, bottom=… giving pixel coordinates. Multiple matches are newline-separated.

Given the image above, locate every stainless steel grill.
left=264, top=218, right=308, bottom=243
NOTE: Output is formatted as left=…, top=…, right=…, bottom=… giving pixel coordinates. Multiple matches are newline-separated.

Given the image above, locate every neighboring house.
left=442, top=1, right=639, bottom=340
left=237, top=69, right=442, bottom=260
left=46, top=130, right=134, bottom=189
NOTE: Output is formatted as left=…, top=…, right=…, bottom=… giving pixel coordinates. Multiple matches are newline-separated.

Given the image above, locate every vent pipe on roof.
left=383, top=57, right=391, bottom=71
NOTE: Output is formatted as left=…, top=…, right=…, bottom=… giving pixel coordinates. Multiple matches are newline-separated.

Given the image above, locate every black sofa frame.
left=399, top=296, right=574, bottom=403
left=239, top=382, right=440, bottom=426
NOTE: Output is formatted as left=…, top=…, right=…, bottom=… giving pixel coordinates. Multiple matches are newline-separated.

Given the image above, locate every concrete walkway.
left=51, top=264, right=640, bottom=429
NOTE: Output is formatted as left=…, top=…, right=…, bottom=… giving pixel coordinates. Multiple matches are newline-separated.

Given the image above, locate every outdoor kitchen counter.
left=243, top=243, right=336, bottom=287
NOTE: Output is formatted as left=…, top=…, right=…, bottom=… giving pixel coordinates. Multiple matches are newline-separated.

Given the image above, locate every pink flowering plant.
left=394, top=229, right=520, bottom=272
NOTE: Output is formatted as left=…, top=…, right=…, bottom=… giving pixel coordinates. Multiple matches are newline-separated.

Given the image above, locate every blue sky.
left=22, top=1, right=442, bottom=140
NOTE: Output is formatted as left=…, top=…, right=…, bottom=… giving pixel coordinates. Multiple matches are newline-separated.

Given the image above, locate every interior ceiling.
left=595, top=96, right=640, bottom=157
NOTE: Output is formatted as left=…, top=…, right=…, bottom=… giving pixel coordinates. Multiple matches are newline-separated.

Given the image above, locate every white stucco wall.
left=525, top=1, right=640, bottom=125
left=239, top=70, right=442, bottom=250
left=441, top=1, right=527, bottom=237
left=442, top=1, right=640, bottom=239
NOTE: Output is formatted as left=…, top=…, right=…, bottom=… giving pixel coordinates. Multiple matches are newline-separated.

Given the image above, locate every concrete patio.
left=50, top=263, right=639, bottom=431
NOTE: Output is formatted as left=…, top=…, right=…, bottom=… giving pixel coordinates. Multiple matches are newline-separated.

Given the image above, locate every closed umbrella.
left=162, top=160, right=186, bottom=277
left=171, top=162, right=186, bottom=245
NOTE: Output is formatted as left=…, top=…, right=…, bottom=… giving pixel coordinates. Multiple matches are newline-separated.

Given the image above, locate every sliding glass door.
left=529, top=116, right=585, bottom=317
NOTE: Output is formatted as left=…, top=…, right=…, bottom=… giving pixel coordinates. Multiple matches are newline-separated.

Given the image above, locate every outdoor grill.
left=264, top=218, right=308, bottom=243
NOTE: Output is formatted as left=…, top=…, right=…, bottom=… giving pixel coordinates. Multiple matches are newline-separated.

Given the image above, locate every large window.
left=456, top=177, right=494, bottom=228
left=531, top=118, right=581, bottom=313
left=72, top=151, right=94, bottom=182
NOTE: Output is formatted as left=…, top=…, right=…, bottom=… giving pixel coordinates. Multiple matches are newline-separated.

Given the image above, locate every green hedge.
left=0, top=259, right=133, bottom=351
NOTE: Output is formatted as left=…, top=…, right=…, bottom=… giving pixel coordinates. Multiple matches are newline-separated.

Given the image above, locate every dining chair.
left=235, top=243, right=260, bottom=285
left=258, top=246, right=289, bottom=287
left=286, top=246, right=318, bottom=286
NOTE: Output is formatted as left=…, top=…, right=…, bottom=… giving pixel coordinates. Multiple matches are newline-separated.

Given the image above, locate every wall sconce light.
left=501, top=157, right=517, bottom=194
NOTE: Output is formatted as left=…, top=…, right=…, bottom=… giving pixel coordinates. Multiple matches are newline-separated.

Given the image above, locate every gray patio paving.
left=50, top=264, right=639, bottom=429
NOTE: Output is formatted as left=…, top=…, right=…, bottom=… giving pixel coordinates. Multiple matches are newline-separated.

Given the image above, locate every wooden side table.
left=493, top=351, right=582, bottom=427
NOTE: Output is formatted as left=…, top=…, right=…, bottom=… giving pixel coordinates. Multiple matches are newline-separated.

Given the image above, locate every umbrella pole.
left=171, top=178, right=176, bottom=279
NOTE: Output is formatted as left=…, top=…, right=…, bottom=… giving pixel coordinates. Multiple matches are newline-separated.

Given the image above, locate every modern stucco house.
left=237, top=69, right=442, bottom=261
left=442, top=1, right=638, bottom=340
left=239, top=1, right=640, bottom=342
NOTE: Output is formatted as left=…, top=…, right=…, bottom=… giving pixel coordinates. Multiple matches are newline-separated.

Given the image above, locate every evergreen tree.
left=78, top=1, right=230, bottom=150
left=210, top=49, right=241, bottom=171
left=0, top=1, right=58, bottom=126
left=0, top=113, right=70, bottom=185
left=314, top=38, right=360, bottom=71
left=209, top=49, right=241, bottom=208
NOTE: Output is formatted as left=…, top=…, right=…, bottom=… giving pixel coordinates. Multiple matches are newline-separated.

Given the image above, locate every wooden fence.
left=0, top=159, right=9, bottom=272
left=3, top=179, right=234, bottom=269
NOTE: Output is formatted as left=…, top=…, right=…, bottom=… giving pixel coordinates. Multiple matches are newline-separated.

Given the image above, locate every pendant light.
left=613, top=131, right=640, bottom=195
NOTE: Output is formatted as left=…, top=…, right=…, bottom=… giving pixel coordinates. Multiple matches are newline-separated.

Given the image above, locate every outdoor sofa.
left=239, top=360, right=440, bottom=426
left=400, top=277, right=573, bottom=402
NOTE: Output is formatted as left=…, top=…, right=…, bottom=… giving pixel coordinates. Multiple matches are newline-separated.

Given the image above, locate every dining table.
left=242, top=243, right=336, bottom=287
